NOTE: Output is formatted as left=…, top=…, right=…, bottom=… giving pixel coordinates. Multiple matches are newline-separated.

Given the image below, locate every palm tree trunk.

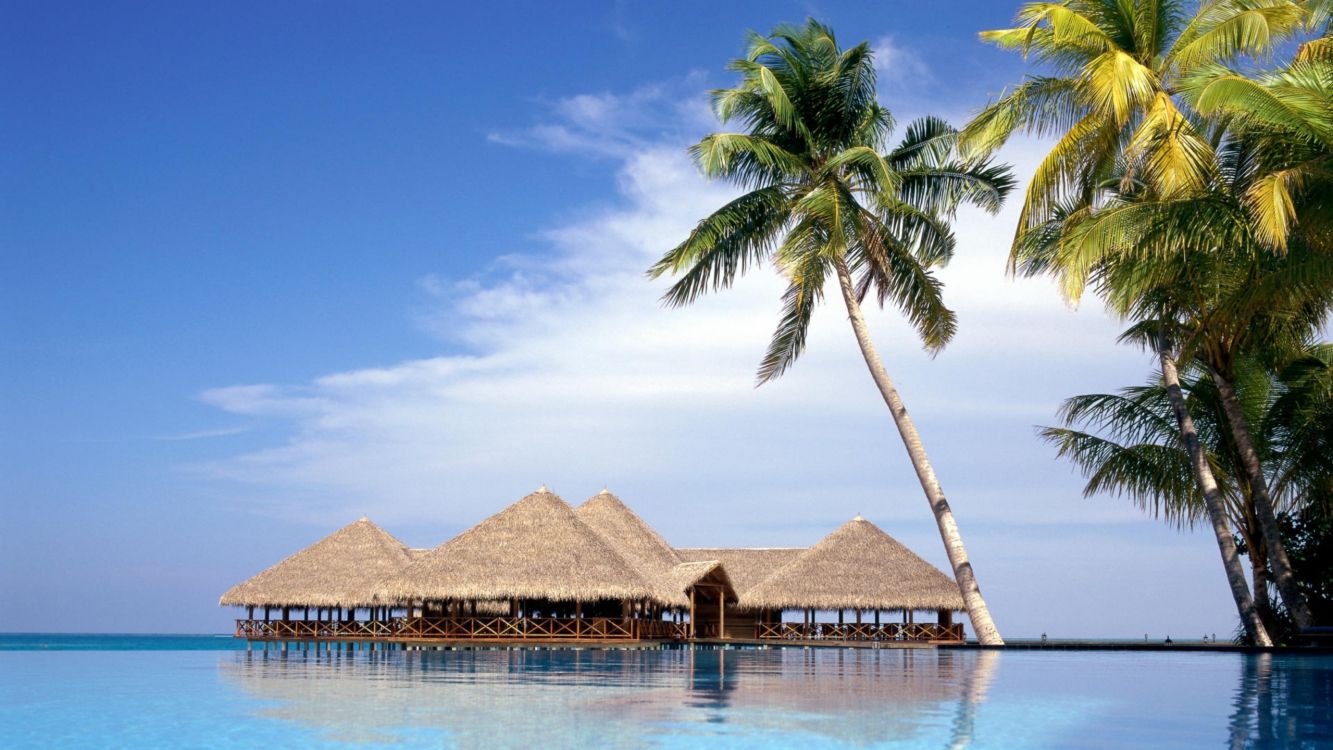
left=1250, top=534, right=1275, bottom=633
left=833, top=257, right=1003, bottom=645
left=1209, top=367, right=1312, bottom=630
left=1158, top=347, right=1272, bottom=646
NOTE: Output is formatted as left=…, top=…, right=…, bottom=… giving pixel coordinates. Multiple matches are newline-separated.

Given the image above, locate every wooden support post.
left=689, top=587, right=696, bottom=639
left=247, top=605, right=254, bottom=620
left=838, top=609, right=844, bottom=625
left=719, top=588, right=725, bottom=639
left=855, top=609, right=861, bottom=625
left=875, top=610, right=881, bottom=626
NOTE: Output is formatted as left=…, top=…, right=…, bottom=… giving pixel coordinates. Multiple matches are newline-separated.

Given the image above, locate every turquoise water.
left=1, top=636, right=1330, bottom=748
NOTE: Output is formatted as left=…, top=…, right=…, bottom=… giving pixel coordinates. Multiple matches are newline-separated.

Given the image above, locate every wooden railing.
left=237, top=618, right=965, bottom=643
left=236, top=616, right=689, bottom=642
left=755, top=622, right=965, bottom=642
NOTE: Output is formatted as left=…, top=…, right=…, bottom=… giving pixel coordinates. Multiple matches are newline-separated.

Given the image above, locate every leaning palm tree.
left=648, top=20, right=1015, bottom=644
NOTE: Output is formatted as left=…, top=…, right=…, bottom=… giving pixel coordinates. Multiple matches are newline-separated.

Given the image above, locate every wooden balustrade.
left=236, top=616, right=689, bottom=642
left=236, top=618, right=962, bottom=643
left=754, top=622, right=964, bottom=642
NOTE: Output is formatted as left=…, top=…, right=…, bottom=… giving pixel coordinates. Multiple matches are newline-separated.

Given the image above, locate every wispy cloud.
left=872, top=36, right=934, bottom=98
left=486, top=75, right=714, bottom=159
left=197, top=83, right=1145, bottom=538
left=152, top=426, right=251, bottom=441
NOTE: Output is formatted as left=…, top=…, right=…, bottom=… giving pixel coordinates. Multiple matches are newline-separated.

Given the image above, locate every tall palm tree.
left=965, top=0, right=1321, bottom=637
left=648, top=20, right=1015, bottom=644
left=1061, top=136, right=1333, bottom=629
left=1041, top=351, right=1331, bottom=640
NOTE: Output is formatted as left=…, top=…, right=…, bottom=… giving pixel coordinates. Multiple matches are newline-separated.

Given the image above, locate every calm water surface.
left=1, top=635, right=1329, bottom=748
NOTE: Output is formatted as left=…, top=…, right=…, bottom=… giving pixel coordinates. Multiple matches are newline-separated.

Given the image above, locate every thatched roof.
left=575, top=489, right=687, bottom=607
left=738, top=516, right=965, bottom=611
left=667, top=561, right=738, bottom=601
left=220, top=517, right=413, bottom=608
left=380, top=488, right=664, bottom=605
left=675, top=547, right=805, bottom=597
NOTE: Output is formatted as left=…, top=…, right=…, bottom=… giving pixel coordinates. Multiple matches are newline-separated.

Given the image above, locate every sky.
left=1, top=0, right=1245, bottom=639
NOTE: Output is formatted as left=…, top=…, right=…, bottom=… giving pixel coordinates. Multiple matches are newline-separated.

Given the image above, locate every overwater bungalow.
left=219, top=517, right=421, bottom=640
left=222, top=487, right=966, bottom=645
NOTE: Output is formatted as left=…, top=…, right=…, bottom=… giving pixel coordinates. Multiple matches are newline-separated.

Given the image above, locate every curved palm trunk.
left=833, top=258, right=1003, bottom=645
left=1158, top=347, right=1272, bottom=646
left=1210, top=368, right=1312, bottom=630
left=1250, top=535, right=1275, bottom=632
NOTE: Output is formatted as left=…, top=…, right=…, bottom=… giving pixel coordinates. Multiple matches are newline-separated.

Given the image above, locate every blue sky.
left=3, top=1, right=1241, bottom=638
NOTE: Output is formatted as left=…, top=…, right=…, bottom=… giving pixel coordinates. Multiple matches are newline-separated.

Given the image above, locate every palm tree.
left=964, top=0, right=1322, bottom=638
left=648, top=20, right=1016, bottom=644
left=1189, top=18, right=1333, bottom=253
left=1060, top=136, right=1333, bottom=630
left=1041, top=350, right=1331, bottom=640
left=961, top=0, right=1308, bottom=298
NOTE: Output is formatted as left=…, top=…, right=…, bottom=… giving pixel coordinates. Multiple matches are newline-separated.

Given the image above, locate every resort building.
left=222, top=487, right=966, bottom=645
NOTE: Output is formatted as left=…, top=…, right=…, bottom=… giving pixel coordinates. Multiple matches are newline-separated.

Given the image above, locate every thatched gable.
left=738, top=516, right=964, bottom=611
left=675, top=547, right=805, bottom=597
left=219, top=517, right=413, bottom=608
left=380, top=488, right=663, bottom=605
left=667, top=560, right=738, bottom=601
left=575, top=489, right=688, bottom=606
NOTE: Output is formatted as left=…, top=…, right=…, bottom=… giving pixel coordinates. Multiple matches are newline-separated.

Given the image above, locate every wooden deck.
left=237, top=616, right=687, bottom=642
left=236, top=617, right=961, bottom=644
left=755, top=622, right=964, bottom=643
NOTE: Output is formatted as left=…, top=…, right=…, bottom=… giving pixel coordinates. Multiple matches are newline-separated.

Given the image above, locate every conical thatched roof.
left=575, top=489, right=687, bottom=607
left=380, top=488, right=662, bottom=604
left=220, top=517, right=413, bottom=608
left=739, top=516, right=965, bottom=611
left=676, top=547, right=805, bottom=597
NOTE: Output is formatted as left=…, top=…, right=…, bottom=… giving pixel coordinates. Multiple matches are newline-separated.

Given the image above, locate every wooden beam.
left=719, top=587, right=725, bottom=639
left=689, top=587, right=696, bottom=639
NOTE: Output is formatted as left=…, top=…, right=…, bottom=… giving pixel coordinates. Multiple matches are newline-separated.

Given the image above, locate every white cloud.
left=198, top=123, right=1146, bottom=536
left=872, top=36, right=934, bottom=96
left=151, top=426, right=251, bottom=441
left=486, top=75, right=714, bottom=159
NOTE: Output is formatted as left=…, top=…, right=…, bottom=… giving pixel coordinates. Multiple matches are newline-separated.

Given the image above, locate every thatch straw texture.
left=219, top=518, right=413, bottom=608
left=380, top=489, right=662, bottom=605
left=575, top=489, right=688, bottom=607
left=667, top=561, right=737, bottom=600
left=675, top=547, right=805, bottom=597
left=739, top=517, right=964, bottom=611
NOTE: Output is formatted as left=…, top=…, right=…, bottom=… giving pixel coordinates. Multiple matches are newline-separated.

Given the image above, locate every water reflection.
left=219, top=645, right=999, bottom=748
left=1228, top=652, right=1333, bottom=749
left=217, top=645, right=1333, bottom=749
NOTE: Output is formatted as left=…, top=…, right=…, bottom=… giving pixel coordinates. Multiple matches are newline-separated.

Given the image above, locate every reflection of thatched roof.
left=220, top=518, right=412, bottom=608
left=221, top=647, right=987, bottom=747
left=739, top=517, right=964, bottom=611
left=576, top=489, right=687, bottom=607
left=380, top=489, right=663, bottom=605
left=675, top=548, right=804, bottom=598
